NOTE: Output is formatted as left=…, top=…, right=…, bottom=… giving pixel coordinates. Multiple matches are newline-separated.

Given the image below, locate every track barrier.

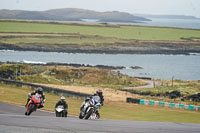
left=169, top=103, right=175, bottom=108
left=159, top=101, right=164, bottom=107
left=179, top=104, right=184, bottom=109
left=148, top=100, right=155, bottom=105
left=0, top=78, right=90, bottom=99
left=139, top=99, right=200, bottom=111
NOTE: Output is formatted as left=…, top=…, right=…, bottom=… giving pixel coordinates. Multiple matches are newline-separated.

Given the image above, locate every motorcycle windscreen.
left=35, top=95, right=40, bottom=100
left=93, top=96, right=101, bottom=103
left=33, top=93, right=41, bottom=103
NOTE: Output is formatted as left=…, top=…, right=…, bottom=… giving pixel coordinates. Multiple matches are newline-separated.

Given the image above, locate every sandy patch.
left=39, top=84, right=141, bottom=102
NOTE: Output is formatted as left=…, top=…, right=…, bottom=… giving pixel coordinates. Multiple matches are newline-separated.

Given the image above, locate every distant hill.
left=134, top=14, right=200, bottom=20
left=0, top=8, right=150, bottom=23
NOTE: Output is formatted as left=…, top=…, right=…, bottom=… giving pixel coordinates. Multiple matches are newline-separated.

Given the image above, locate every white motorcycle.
left=55, top=105, right=67, bottom=117
left=79, top=96, right=101, bottom=119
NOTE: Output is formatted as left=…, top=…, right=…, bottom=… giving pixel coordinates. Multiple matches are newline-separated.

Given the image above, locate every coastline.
left=1, top=50, right=200, bottom=81
left=1, top=20, right=200, bottom=56
left=1, top=37, right=200, bottom=55
left=1, top=47, right=200, bottom=55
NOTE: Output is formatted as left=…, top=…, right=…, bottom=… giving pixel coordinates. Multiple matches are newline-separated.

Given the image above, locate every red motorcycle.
left=25, top=93, right=41, bottom=116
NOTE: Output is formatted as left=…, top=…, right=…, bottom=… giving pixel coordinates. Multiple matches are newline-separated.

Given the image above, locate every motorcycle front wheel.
left=56, top=111, right=62, bottom=117
left=27, top=104, right=35, bottom=116
left=56, top=111, right=59, bottom=117
left=84, top=108, right=93, bottom=119
left=79, top=112, right=84, bottom=119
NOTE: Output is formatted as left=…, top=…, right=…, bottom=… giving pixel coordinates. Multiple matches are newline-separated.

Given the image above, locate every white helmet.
left=61, top=96, right=65, bottom=100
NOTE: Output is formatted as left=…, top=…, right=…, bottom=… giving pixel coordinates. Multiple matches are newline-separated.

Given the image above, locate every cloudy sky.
left=0, top=0, right=200, bottom=17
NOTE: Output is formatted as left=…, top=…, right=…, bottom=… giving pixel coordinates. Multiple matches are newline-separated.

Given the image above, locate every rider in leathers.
left=55, top=96, right=68, bottom=117
left=80, top=89, right=104, bottom=118
left=93, top=89, right=104, bottom=106
left=25, top=87, right=45, bottom=108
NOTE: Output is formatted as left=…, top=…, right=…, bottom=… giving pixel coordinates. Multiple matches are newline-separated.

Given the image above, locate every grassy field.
left=0, top=82, right=200, bottom=123
left=136, top=80, right=200, bottom=96
left=1, top=21, right=200, bottom=41
left=1, top=20, right=200, bottom=53
left=0, top=32, right=127, bottom=49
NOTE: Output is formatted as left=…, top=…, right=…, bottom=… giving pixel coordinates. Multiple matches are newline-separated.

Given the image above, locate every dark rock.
left=167, top=91, right=182, bottom=99
left=184, top=93, right=200, bottom=102
left=126, top=97, right=140, bottom=104
left=130, top=66, right=143, bottom=69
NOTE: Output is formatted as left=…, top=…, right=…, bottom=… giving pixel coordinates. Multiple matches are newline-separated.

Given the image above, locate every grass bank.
left=0, top=82, right=200, bottom=123
left=0, top=63, right=145, bottom=89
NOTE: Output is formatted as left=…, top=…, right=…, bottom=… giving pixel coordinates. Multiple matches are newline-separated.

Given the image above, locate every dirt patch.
left=39, top=84, right=141, bottom=102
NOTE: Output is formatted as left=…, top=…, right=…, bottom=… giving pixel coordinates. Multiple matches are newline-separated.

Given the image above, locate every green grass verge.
left=0, top=82, right=200, bottom=123
left=102, top=102, right=200, bottom=123
left=1, top=21, right=200, bottom=41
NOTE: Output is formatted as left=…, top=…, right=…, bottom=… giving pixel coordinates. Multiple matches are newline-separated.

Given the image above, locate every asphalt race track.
left=0, top=102, right=200, bottom=133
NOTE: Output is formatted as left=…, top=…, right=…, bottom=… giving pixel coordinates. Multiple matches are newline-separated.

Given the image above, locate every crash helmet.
left=37, top=87, right=43, bottom=94
left=96, top=89, right=103, bottom=96
left=61, top=96, right=65, bottom=100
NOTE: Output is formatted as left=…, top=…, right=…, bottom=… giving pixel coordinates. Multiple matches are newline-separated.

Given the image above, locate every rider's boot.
left=96, top=111, right=100, bottom=119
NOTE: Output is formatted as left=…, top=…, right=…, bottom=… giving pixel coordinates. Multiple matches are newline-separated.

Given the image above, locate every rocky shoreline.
left=0, top=61, right=125, bottom=70
left=1, top=45, right=200, bottom=55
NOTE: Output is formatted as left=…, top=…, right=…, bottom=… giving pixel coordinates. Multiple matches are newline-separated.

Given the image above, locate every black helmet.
left=37, top=87, right=43, bottom=94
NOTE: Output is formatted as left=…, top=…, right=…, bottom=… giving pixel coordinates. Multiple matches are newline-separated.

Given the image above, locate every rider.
left=25, top=87, right=46, bottom=108
left=93, top=89, right=104, bottom=106
left=92, top=89, right=104, bottom=118
left=80, top=89, right=104, bottom=118
left=55, top=96, right=68, bottom=117
left=80, top=89, right=104, bottom=110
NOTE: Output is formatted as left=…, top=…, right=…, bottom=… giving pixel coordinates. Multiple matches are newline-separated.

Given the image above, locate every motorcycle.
left=25, top=93, right=41, bottom=116
left=79, top=96, right=101, bottom=120
left=55, top=105, right=67, bottom=117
